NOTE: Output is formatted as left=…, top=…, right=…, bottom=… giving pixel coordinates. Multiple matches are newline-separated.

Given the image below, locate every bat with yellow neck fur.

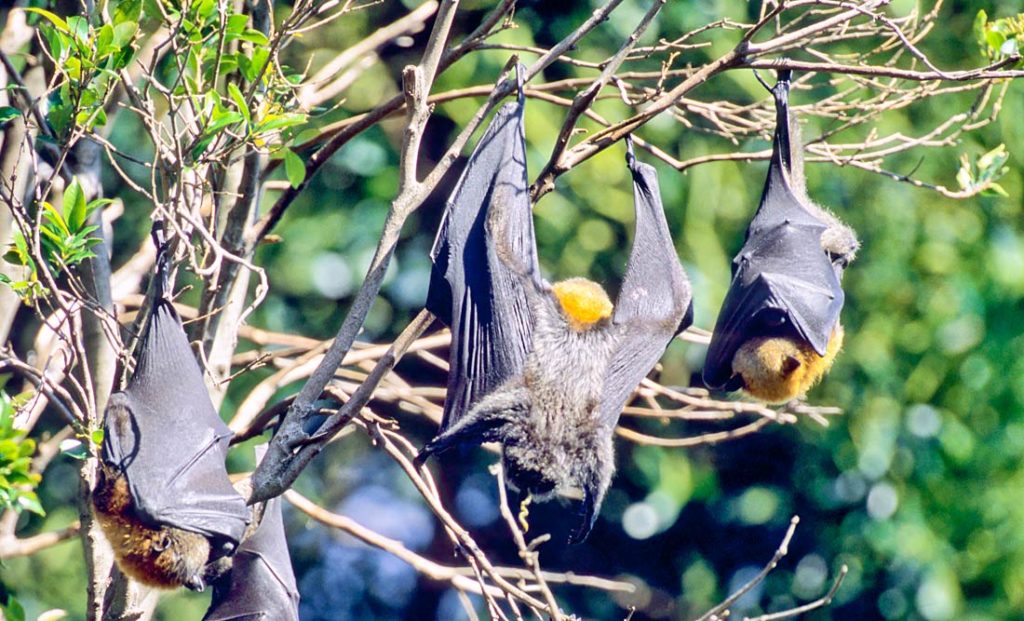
left=419, top=66, right=692, bottom=543
left=703, top=71, right=858, bottom=403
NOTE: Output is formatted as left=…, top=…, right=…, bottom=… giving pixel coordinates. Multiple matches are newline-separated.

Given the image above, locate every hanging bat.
left=92, top=227, right=249, bottom=591
left=419, top=66, right=692, bottom=543
left=702, top=70, right=859, bottom=403
left=204, top=448, right=299, bottom=620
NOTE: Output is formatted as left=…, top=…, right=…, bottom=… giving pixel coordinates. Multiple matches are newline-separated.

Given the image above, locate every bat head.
left=551, top=277, right=613, bottom=332
left=733, top=324, right=844, bottom=403
left=500, top=417, right=614, bottom=545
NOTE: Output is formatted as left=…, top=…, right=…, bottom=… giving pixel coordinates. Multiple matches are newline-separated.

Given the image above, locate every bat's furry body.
left=420, top=80, right=692, bottom=541
left=440, top=278, right=620, bottom=507
left=93, top=467, right=211, bottom=590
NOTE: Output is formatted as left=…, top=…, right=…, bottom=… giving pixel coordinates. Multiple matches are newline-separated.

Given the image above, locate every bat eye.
left=154, top=533, right=170, bottom=552
left=759, top=309, right=787, bottom=328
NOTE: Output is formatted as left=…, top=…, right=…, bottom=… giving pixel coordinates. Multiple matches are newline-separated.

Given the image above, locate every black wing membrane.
left=426, top=71, right=538, bottom=432
left=703, top=72, right=844, bottom=389
left=596, top=140, right=693, bottom=428
left=101, top=233, right=248, bottom=551
left=203, top=497, right=299, bottom=620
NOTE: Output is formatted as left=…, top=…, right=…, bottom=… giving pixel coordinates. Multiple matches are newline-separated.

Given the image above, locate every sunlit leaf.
left=284, top=149, right=306, bottom=189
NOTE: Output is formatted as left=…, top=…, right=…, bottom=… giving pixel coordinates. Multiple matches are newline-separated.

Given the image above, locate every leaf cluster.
left=974, top=10, right=1024, bottom=65
left=0, top=389, right=43, bottom=518
left=0, top=178, right=106, bottom=302
left=27, top=6, right=139, bottom=136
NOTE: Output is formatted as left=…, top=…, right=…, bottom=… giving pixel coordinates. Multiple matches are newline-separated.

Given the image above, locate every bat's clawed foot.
left=185, top=575, right=206, bottom=592
left=413, top=447, right=432, bottom=468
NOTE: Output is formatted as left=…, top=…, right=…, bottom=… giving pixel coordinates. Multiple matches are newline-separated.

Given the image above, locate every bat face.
left=703, top=71, right=857, bottom=401
left=93, top=230, right=249, bottom=590
left=420, top=72, right=692, bottom=543
left=92, top=465, right=212, bottom=590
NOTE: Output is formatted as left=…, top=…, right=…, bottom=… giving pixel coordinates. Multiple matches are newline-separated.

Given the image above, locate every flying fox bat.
left=419, top=67, right=692, bottom=543
left=702, top=71, right=859, bottom=403
left=92, top=226, right=249, bottom=591
left=204, top=447, right=299, bottom=621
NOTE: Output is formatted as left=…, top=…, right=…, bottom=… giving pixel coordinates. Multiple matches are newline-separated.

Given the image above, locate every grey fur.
left=421, top=286, right=619, bottom=541
left=420, top=129, right=692, bottom=543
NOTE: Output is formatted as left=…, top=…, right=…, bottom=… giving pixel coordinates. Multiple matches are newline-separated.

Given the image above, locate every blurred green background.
left=3, top=0, right=1024, bottom=619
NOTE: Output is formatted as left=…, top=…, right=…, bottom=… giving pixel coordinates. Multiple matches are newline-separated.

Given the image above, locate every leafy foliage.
left=957, top=144, right=1010, bottom=197
left=975, top=10, right=1024, bottom=64
left=1, top=178, right=106, bottom=302
left=0, top=390, right=43, bottom=517
left=25, top=7, right=138, bottom=136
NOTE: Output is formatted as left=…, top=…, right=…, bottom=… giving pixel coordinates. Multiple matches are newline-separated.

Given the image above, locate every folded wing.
left=425, top=70, right=538, bottom=432
left=101, top=234, right=248, bottom=552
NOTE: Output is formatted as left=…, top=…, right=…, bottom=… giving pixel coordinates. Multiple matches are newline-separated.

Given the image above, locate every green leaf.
left=0, top=106, right=20, bottom=124
left=237, top=55, right=255, bottom=82
left=190, top=133, right=217, bottom=161
left=66, top=15, right=90, bottom=48
left=42, top=26, right=69, bottom=62
left=113, top=21, right=139, bottom=47
left=194, top=0, right=216, bottom=20
left=226, top=14, right=248, bottom=35
left=96, top=23, right=114, bottom=53
left=974, top=9, right=989, bottom=50
left=227, top=82, right=250, bottom=124
left=113, top=0, right=143, bottom=24
left=206, top=110, right=244, bottom=134
left=255, top=113, right=307, bottom=134
left=24, top=8, right=70, bottom=33
left=242, top=47, right=270, bottom=83
left=42, top=203, right=71, bottom=237
left=240, top=28, right=269, bottom=46
left=2, top=594, right=27, bottom=621
left=985, top=30, right=1007, bottom=55
left=64, top=178, right=88, bottom=231
left=284, top=149, right=306, bottom=189
left=982, top=183, right=1009, bottom=197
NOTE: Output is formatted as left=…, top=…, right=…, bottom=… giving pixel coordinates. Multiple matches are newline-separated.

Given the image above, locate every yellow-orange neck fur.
left=732, top=324, right=844, bottom=403
left=551, top=278, right=613, bottom=331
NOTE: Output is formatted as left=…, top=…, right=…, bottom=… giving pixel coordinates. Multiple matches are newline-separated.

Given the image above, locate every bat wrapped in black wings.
left=204, top=446, right=299, bottom=621
left=703, top=71, right=859, bottom=403
left=92, top=226, right=249, bottom=591
left=419, top=66, right=692, bottom=543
